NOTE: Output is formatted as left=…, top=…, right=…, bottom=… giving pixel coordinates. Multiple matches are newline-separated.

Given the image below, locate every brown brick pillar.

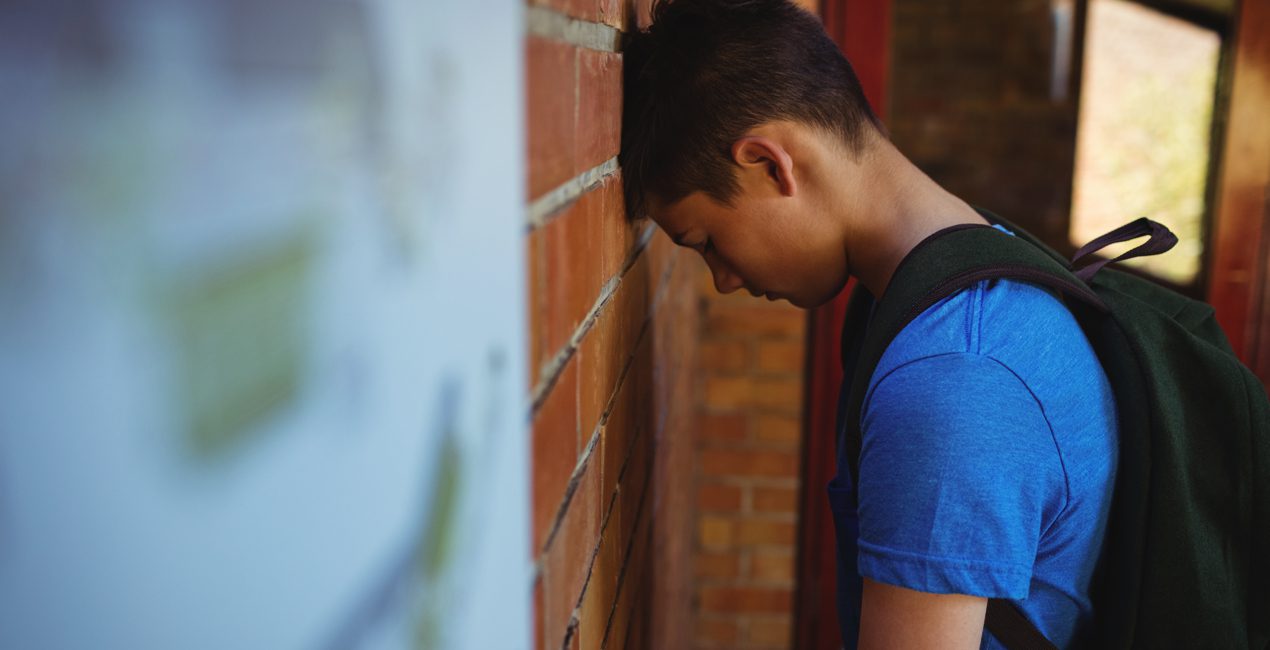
left=525, top=1, right=699, bottom=649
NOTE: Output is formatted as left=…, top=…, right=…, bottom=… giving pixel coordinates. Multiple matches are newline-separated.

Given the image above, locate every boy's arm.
left=858, top=578, right=987, bottom=649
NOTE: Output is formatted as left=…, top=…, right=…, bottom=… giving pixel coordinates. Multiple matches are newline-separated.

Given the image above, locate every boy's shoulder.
left=868, top=275, right=1086, bottom=398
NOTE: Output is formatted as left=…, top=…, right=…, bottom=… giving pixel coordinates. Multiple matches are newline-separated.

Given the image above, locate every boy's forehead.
left=648, top=195, right=701, bottom=241
left=645, top=193, right=679, bottom=218
left=655, top=192, right=753, bottom=248
left=644, top=194, right=683, bottom=227
left=649, top=191, right=713, bottom=226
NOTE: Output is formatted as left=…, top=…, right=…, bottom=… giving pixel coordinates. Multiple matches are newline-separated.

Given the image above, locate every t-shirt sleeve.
left=856, top=352, right=1068, bottom=599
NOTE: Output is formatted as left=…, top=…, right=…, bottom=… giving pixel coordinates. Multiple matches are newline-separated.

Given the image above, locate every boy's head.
left=620, top=0, right=886, bottom=308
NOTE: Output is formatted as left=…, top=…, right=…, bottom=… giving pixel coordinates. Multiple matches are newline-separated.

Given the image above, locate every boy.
left=619, top=1, right=1118, bottom=648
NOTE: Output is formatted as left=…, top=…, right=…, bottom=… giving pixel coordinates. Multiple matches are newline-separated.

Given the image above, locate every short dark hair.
left=620, top=0, right=884, bottom=220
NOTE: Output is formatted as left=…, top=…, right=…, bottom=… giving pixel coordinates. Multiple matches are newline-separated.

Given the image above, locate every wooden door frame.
left=1207, top=0, right=1270, bottom=377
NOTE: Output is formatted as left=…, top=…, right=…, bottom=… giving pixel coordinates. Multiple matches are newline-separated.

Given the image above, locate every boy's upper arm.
left=857, top=351, right=1067, bottom=599
left=859, top=577, right=987, bottom=650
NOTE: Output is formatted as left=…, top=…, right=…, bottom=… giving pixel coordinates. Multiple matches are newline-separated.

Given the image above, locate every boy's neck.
left=835, top=140, right=989, bottom=299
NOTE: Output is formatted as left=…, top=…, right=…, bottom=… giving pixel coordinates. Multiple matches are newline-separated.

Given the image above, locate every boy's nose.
left=711, top=264, right=745, bottom=294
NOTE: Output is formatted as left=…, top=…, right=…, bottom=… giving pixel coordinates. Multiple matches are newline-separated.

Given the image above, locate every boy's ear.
left=731, top=135, right=797, bottom=198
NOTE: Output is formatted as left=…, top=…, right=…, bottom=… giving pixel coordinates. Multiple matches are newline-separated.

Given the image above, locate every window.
left=1070, top=0, right=1222, bottom=286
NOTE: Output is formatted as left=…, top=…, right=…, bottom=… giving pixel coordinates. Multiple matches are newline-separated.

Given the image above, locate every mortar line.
left=529, top=222, right=655, bottom=413
left=538, top=320, right=647, bottom=555
left=526, top=5, right=622, bottom=53
left=616, top=526, right=653, bottom=650
left=535, top=247, right=681, bottom=555
left=534, top=247, right=684, bottom=646
left=597, top=455, right=655, bottom=649
left=527, top=158, right=620, bottom=230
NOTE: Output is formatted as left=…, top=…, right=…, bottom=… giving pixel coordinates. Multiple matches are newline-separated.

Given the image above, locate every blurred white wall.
left=0, top=1, right=529, bottom=648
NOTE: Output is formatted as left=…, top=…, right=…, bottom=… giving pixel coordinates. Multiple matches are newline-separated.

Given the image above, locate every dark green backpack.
left=838, top=209, right=1270, bottom=649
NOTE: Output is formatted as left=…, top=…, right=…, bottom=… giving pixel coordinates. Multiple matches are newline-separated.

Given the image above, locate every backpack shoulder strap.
left=841, top=223, right=1106, bottom=489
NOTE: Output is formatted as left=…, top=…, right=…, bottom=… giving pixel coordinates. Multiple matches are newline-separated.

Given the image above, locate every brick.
left=754, top=415, right=801, bottom=445
left=695, top=617, right=741, bottom=647
left=602, top=337, right=652, bottom=512
left=606, top=511, right=651, bottom=650
left=644, top=226, right=676, bottom=284
left=625, top=603, right=647, bottom=650
left=540, top=451, right=602, bottom=650
left=576, top=326, right=615, bottom=443
left=586, top=518, right=624, bottom=634
left=533, top=362, right=580, bottom=551
left=616, top=414, right=653, bottom=547
left=577, top=48, right=622, bottom=171
left=698, top=515, right=735, bottom=549
left=694, top=551, right=742, bottom=581
left=751, top=550, right=795, bottom=584
left=699, top=340, right=750, bottom=374
left=601, top=415, right=633, bottom=516
left=614, top=373, right=655, bottom=530
left=599, top=370, right=635, bottom=502
left=543, top=192, right=607, bottom=374
left=580, top=248, right=651, bottom=444
left=606, top=578, right=635, bottom=650
left=735, top=520, right=796, bottom=546
left=612, top=253, right=652, bottom=369
left=595, top=175, right=633, bottom=282
left=700, top=448, right=798, bottom=478
left=529, top=0, right=624, bottom=28
left=659, top=248, right=699, bottom=328
left=630, top=588, right=654, bottom=650
left=528, top=228, right=547, bottom=386
left=753, top=486, right=798, bottom=514
left=658, top=316, right=696, bottom=385
left=886, top=0, right=1082, bottom=245
left=754, top=340, right=804, bottom=375
left=698, top=586, right=792, bottom=614
left=578, top=533, right=617, bottom=650
left=697, top=483, right=743, bottom=512
left=526, top=37, right=576, bottom=199
left=698, top=413, right=747, bottom=444
left=705, top=304, right=806, bottom=339
left=703, top=376, right=801, bottom=414
left=598, top=0, right=624, bottom=29
left=747, top=616, right=793, bottom=647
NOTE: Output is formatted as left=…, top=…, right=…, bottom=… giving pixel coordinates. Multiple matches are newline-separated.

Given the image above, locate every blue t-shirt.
left=828, top=224, right=1119, bottom=648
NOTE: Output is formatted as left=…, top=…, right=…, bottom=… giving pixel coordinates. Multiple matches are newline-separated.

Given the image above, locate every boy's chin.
left=782, top=293, right=812, bottom=309
left=796, top=287, right=847, bottom=310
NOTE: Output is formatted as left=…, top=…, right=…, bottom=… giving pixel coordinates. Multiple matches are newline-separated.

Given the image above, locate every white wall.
left=0, top=1, right=529, bottom=647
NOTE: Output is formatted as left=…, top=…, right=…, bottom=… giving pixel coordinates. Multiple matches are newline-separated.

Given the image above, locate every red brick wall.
left=525, top=1, right=699, bottom=649
left=691, top=273, right=807, bottom=650
left=888, top=0, right=1086, bottom=250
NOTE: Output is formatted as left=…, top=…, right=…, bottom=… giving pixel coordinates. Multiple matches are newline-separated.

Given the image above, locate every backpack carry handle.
left=1071, top=217, right=1178, bottom=282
